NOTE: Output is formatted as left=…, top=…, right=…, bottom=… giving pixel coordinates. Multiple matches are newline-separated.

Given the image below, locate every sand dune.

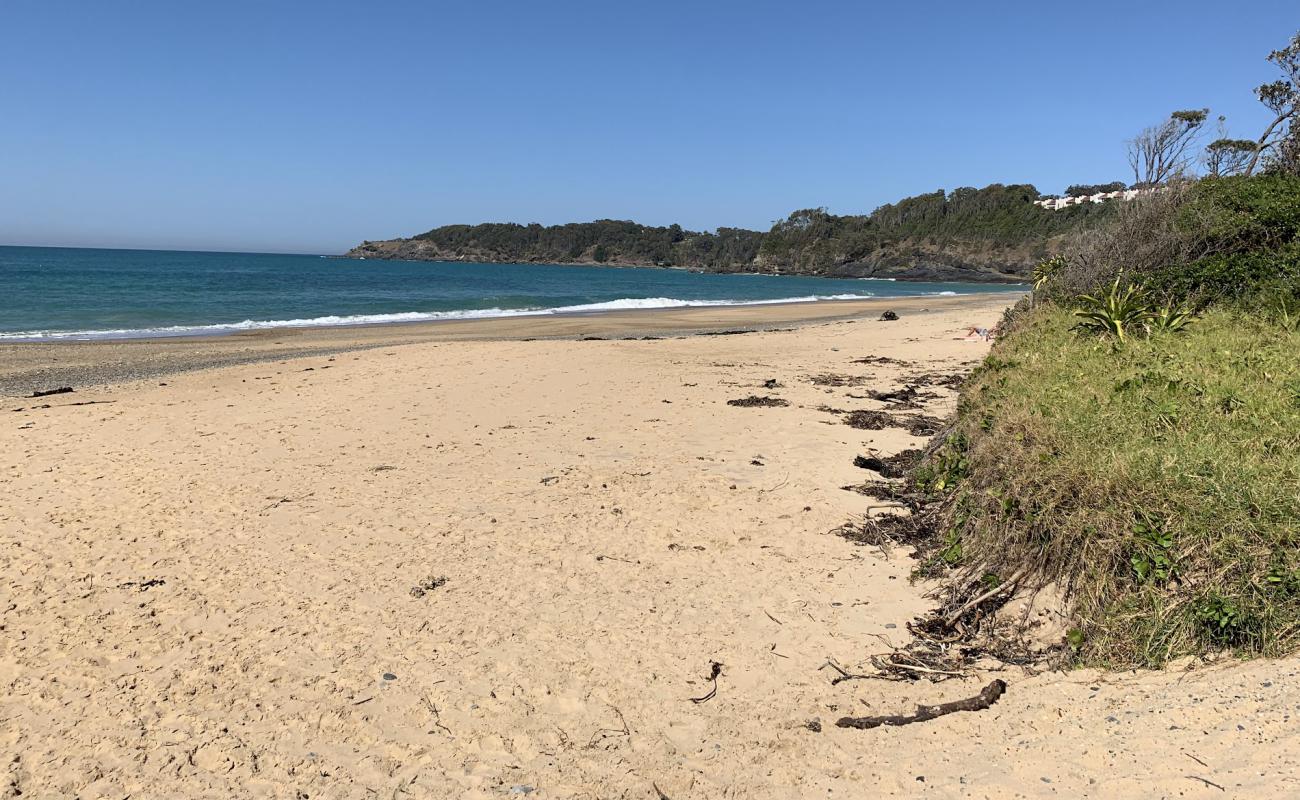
left=2, top=295, right=1297, bottom=798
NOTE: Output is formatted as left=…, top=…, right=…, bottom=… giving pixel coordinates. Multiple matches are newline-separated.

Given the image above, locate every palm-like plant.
left=1074, top=278, right=1153, bottom=343
left=1033, top=255, right=1066, bottom=291
left=1148, top=302, right=1196, bottom=333
left=1279, top=300, right=1300, bottom=332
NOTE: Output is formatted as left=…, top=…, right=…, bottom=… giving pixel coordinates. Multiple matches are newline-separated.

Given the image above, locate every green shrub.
left=935, top=308, right=1300, bottom=666
left=1145, top=242, right=1300, bottom=306
left=1053, top=174, right=1300, bottom=307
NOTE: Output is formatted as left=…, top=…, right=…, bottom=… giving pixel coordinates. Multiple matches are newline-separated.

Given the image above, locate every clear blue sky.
left=2, top=1, right=1295, bottom=254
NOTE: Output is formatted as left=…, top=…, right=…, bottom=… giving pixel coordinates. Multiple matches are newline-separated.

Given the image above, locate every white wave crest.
left=0, top=294, right=878, bottom=341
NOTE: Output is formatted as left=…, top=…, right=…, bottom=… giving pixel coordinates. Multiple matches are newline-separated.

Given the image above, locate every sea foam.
left=0, top=294, right=876, bottom=341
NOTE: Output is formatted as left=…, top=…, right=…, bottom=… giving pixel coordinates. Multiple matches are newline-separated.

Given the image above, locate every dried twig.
left=820, top=660, right=874, bottom=685
left=942, top=569, right=1027, bottom=628
left=1186, top=775, right=1225, bottom=792
left=421, top=696, right=452, bottom=736
left=871, top=656, right=967, bottom=679
left=835, top=679, right=1007, bottom=729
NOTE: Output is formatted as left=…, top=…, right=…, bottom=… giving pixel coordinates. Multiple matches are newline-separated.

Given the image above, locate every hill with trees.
left=346, top=184, right=1115, bottom=282
left=349, top=220, right=764, bottom=272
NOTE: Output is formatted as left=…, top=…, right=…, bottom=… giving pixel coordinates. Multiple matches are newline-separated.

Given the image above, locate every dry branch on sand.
left=835, top=680, right=1006, bottom=729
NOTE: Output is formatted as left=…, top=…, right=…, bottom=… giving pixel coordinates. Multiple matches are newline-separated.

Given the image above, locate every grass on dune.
left=926, top=306, right=1300, bottom=666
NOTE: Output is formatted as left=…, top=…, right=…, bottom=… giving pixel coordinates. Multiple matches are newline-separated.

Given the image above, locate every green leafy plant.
left=938, top=529, right=964, bottom=566
left=1196, top=594, right=1245, bottom=640
left=1074, top=278, right=1154, bottom=343
left=1033, top=255, right=1067, bottom=291
left=1147, top=302, right=1197, bottom=333
left=1130, top=518, right=1176, bottom=584
left=1265, top=562, right=1300, bottom=595
left=914, top=435, right=969, bottom=495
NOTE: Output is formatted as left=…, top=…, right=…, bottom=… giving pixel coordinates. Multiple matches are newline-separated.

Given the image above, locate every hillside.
left=346, top=184, right=1116, bottom=282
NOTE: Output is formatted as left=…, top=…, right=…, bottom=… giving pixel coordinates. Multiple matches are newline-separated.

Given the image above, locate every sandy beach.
left=2, top=294, right=1297, bottom=799
left=0, top=295, right=995, bottom=397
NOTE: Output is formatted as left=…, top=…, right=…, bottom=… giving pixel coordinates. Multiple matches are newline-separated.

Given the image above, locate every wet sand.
left=0, top=294, right=1008, bottom=396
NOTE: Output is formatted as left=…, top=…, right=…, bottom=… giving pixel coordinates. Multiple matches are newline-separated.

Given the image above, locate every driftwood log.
left=835, top=679, right=1006, bottom=729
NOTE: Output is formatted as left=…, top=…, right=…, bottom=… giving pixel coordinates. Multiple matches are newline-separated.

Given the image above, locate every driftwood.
left=835, top=679, right=1006, bottom=729
left=30, top=386, right=73, bottom=398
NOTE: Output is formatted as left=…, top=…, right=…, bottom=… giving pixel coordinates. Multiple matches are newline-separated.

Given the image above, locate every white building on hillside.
left=1034, top=187, right=1155, bottom=210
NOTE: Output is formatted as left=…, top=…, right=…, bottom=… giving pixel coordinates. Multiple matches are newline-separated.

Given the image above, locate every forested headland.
left=346, top=183, right=1117, bottom=283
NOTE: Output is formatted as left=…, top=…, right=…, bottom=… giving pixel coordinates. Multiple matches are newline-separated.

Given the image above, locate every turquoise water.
left=0, top=246, right=1025, bottom=341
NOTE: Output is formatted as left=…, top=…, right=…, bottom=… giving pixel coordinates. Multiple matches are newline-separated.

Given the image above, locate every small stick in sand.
left=820, top=659, right=873, bottom=685
left=1186, top=775, right=1226, bottom=792
left=835, top=679, right=1007, bottom=729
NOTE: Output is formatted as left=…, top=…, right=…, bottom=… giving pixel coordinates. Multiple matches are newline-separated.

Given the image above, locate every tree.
left=1204, top=138, right=1258, bottom=177
left=1245, top=31, right=1300, bottom=176
left=1269, top=124, right=1300, bottom=176
left=1127, top=109, right=1209, bottom=186
left=1066, top=182, right=1126, bottom=197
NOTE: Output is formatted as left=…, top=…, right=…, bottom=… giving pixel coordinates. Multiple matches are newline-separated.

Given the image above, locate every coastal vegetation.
left=932, top=306, right=1300, bottom=665
left=912, top=32, right=1300, bottom=667
left=347, top=183, right=1116, bottom=282
left=399, top=219, right=765, bottom=270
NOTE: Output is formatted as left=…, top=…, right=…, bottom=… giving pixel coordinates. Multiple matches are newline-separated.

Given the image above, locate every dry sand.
left=2, top=294, right=1297, bottom=798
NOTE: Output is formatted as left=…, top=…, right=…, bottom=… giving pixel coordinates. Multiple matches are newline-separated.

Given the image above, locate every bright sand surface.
left=2, top=294, right=1297, bottom=798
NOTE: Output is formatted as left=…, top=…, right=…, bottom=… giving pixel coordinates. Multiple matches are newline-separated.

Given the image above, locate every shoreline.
left=0, top=293, right=1017, bottom=396
left=340, top=252, right=1031, bottom=284
left=0, top=287, right=1024, bottom=344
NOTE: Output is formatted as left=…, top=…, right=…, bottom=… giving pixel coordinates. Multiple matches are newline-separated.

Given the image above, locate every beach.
left=2, top=293, right=1296, bottom=799
left=0, top=295, right=993, bottom=396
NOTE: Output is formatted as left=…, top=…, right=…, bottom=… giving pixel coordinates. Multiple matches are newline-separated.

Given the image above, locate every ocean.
left=0, top=246, right=1025, bottom=341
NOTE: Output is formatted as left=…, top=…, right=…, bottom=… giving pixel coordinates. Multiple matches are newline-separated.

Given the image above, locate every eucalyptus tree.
left=1127, top=109, right=1209, bottom=187
left=1245, top=32, right=1299, bottom=176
